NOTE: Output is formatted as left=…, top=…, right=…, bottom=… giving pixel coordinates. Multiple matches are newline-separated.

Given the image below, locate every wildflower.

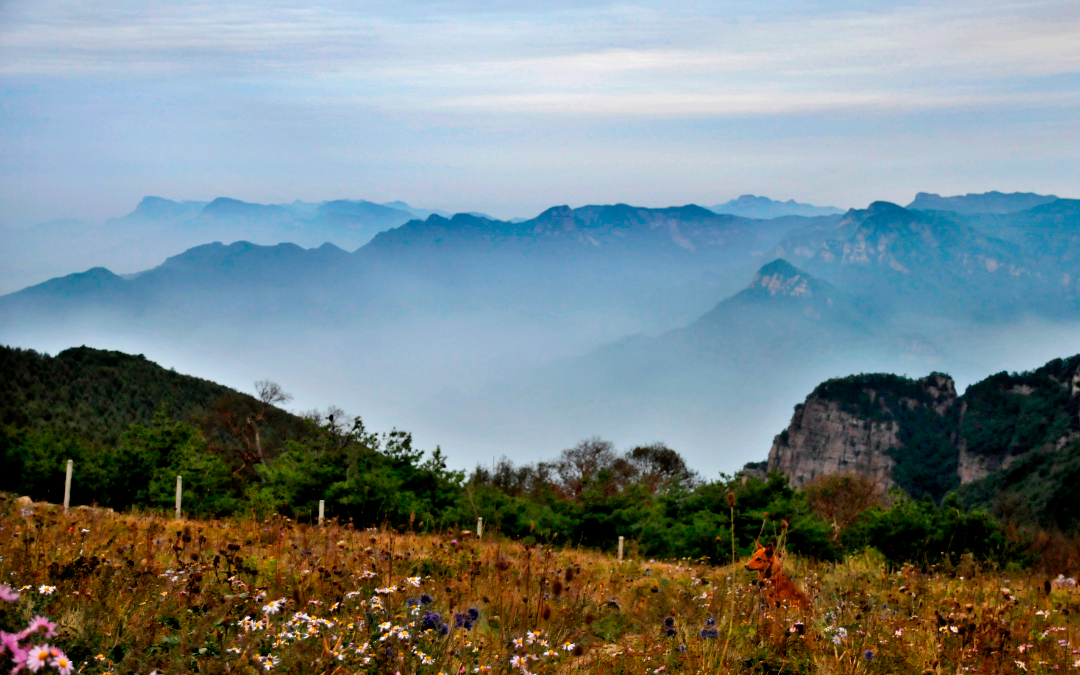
left=406, top=576, right=422, bottom=587
left=863, top=649, right=875, bottom=660
left=375, top=587, right=395, bottom=595
left=467, top=607, right=480, bottom=622
left=50, top=651, right=74, bottom=675
left=1015, top=661, right=1026, bottom=671
left=699, top=629, right=719, bottom=639
left=26, top=645, right=53, bottom=672
left=263, top=599, right=286, bottom=615
left=705, top=617, right=716, bottom=628
left=512, top=638, right=524, bottom=649
left=24, top=617, right=57, bottom=639
left=562, top=642, right=576, bottom=652
left=663, top=617, right=675, bottom=628
left=420, top=593, right=434, bottom=605
left=0, top=585, right=19, bottom=603
left=665, top=628, right=677, bottom=638
left=36, top=586, right=55, bottom=596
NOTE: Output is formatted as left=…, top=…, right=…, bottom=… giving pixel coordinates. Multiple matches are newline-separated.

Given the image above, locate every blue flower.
left=705, top=617, right=716, bottom=627
left=421, top=611, right=442, bottom=630
left=699, top=628, right=719, bottom=639
left=663, top=617, right=675, bottom=628
left=420, top=593, right=434, bottom=605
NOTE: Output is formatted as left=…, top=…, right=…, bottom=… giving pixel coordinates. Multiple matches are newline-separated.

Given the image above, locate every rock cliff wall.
left=767, top=373, right=959, bottom=492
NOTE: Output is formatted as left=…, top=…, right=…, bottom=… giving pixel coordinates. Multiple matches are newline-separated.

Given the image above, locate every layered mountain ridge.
left=2, top=192, right=1079, bottom=474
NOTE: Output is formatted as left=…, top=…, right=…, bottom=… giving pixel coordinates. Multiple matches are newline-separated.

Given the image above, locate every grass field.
left=2, top=496, right=1078, bottom=675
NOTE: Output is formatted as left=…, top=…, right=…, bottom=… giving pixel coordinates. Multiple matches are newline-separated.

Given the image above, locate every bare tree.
left=255, top=380, right=293, bottom=407
left=555, top=437, right=617, bottom=498
left=805, top=474, right=886, bottom=539
left=247, top=380, right=292, bottom=465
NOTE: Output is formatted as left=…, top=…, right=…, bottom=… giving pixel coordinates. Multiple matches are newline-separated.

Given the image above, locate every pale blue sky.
left=2, top=0, right=1078, bottom=225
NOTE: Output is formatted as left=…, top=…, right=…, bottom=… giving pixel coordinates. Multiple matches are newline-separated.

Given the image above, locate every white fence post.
left=175, top=476, right=182, bottom=520
left=618, top=536, right=624, bottom=561
left=63, top=460, right=73, bottom=511
left=318, top=500, right=325, bottom=526
left=477, top=517, right=483, bottom=538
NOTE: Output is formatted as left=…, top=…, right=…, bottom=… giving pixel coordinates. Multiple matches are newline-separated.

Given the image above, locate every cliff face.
left=765, top=355, right=1080, bottom=529
left=767, top=398, right=900, bottom=491
left=767, top=372, right=959, bottom=495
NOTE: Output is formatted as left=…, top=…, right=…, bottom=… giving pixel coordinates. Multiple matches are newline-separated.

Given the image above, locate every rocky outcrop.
left=768, top=399, right=900, bottom=491
left=767, top=373, right=959, bottom=492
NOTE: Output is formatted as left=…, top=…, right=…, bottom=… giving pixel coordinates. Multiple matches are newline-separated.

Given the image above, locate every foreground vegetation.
left=4, top=497, right=1079, bottom=675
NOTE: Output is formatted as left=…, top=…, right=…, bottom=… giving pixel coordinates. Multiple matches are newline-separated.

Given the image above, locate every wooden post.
left=477, top=517, right=483, bottom=538
left=618, top=536, right=624, bottom=561
left=318, top=500, right=325, bottom=526
left=175, top=476, right=182, bottom=520
left=63, top=460, right=73, bottom=511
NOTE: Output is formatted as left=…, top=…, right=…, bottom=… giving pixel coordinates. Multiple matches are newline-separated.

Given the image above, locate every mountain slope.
left=0, top=344, right=309, bottom=446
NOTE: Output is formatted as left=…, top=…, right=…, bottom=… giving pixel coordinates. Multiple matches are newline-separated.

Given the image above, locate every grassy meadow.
left=3, top=496, right=1078, bottom=675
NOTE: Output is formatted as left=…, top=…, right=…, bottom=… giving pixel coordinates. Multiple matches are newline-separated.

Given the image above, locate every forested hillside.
left=0, top=344, right=1046, bottom=570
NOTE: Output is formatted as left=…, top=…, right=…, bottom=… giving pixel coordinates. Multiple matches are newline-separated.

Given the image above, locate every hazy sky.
left=2, top=0, right=1079, bottom=225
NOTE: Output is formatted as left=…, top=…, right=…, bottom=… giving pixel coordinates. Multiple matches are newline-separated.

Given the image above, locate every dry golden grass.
left=3, top=497, right=1079, bottom=675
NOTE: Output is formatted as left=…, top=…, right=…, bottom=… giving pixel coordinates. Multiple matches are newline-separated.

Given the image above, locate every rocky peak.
left=748, top=259, right=818, bottom=298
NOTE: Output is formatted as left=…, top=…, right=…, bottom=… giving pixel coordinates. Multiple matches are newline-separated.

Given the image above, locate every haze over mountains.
left=0, top=196, right=458, bottom=296
left=2, top=190, right=1078, bottom=475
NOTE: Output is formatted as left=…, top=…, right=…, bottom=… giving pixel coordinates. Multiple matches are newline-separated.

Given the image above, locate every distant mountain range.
left=906, top=191, right=1059, bottom=214
left=0, top=196, right=452, bottom=295
left=1, top=191, right=1078, bottom=473
left=711, top=195, right=844, bottom=219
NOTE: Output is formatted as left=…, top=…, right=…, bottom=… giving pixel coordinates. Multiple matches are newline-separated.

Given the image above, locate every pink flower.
left=0, top=631, right=20, bottom=656
left=0, top=586, right=19, bottom=603
left=25, top=645, right=51, bottom=673
left=49, top=651, right=73, bottom=675
left=9, top=645, right=28, bottom=674
left=23, top=618, right=56, bottom=639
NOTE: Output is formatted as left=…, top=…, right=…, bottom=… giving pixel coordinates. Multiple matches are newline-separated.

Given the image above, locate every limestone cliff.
left=764, top=355, right=1080, bottom=529
left=767, top=372, right=960, bottom=496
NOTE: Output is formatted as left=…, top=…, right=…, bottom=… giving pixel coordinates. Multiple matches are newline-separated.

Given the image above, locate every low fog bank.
left=4, top=311, right=1077, bottom=478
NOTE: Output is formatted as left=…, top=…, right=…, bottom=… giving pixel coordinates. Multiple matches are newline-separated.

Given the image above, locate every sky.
left=2, top=0, right=1079, bottom=224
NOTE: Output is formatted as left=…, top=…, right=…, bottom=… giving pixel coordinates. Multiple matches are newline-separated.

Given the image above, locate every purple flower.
left=863, top=649, right=875, bottom=660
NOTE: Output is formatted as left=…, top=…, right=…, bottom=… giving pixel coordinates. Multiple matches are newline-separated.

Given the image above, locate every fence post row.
left=318, top=500, right=325, bottom=526
left=63, top=460, right=73, bottom=511
left=175, top=476, right=182, bottom=520
left=618, top=535, right=624, bottom=561
left=477, top=517, right=483, bottom=537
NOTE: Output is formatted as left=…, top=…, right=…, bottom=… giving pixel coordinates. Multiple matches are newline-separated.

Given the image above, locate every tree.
left=805, top=473, right=886, bottom=539
left=554, top=437, right=617, bottom=498
left=246, top=380, right=293, bottom=465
